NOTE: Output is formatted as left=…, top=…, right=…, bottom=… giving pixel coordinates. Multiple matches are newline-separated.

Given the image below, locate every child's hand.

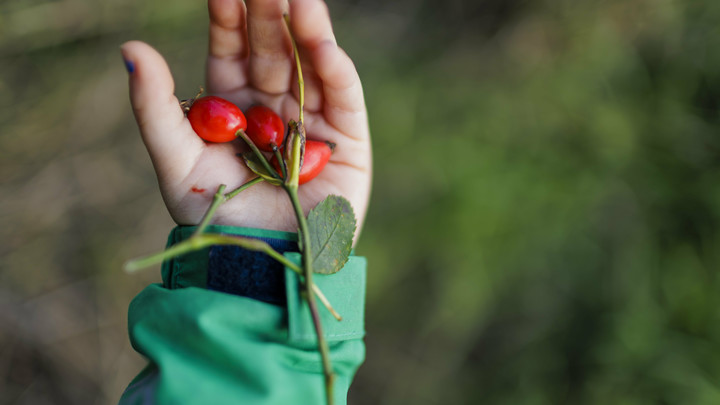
left=121, top=0, right=371, bottom=235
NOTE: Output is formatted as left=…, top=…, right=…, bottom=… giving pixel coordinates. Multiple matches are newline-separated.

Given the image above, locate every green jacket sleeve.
left=119, top=225, right=366, bottom=405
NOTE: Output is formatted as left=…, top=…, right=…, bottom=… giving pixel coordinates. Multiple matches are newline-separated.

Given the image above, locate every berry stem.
left=286, top=129, right=302, bottom=188
left=272, top=146, right=287, bottom=180
left=179, top=86, right=204, bottom=113
left=236, top=129, right=281, bottom=179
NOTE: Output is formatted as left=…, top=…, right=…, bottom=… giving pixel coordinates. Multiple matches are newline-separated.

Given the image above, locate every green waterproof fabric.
left=119, top=225, right=366, bottom=405
left=285, top=253, right=367, bottom=345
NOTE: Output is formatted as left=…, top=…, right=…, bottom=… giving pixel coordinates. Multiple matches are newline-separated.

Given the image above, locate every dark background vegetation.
left=3, top=0, right=720, bottom=404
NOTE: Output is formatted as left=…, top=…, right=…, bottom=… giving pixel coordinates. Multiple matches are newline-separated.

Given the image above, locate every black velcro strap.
left=207, top=236, right=299, bottom=306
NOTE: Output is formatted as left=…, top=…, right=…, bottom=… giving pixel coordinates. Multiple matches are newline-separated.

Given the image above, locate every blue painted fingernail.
left=124, top=59, right=135, bottom=74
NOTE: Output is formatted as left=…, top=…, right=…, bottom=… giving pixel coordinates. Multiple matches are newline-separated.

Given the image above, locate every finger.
left=120, top=41, right=204, bottom=184
left=311, top=41, right=368, bottom=139
left=287, top=0, right=335, bottom=112
left=206, top=0, right=249, bottom=94
left=246, top=0, right=293, bottom=94
left=290, top=0, right=336, bottom=48
left=288, top=0, right=366, bottom=137
left=290, top=53, right=323, bottom=113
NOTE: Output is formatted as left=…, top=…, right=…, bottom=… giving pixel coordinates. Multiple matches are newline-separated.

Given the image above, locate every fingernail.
left=124, top=58, right=135, bottom=74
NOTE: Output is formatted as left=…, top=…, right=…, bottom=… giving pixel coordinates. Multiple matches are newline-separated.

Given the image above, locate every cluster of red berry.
left=186, top=96, right=332, bottom=185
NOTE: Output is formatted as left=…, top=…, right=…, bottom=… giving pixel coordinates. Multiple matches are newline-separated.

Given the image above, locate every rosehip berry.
left=245, top=105, right=285, bottom=152
left=187, top=96, right=247, bottom=143
left=273, top=140, right=334, bottom=185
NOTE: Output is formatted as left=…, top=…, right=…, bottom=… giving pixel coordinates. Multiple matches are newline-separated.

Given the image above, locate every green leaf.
left=241, top=152, right=282, bottom=185
left=307, top=195, right=356, bottom=274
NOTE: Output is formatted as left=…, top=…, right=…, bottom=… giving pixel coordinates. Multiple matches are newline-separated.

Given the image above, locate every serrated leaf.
left=242, top=152, right=282, bottom=185
left=307, top=195, right=356, bottom=274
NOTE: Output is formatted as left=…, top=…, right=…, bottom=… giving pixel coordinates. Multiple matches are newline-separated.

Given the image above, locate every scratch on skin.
left=190, top=186, right=206, bottom=193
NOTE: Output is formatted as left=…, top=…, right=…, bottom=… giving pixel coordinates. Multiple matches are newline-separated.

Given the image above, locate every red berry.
left=272, top=140, right=334, bottom=185
left=187, top=96, right=247, bottom=143
left=245, top=105, right=285, bottom=152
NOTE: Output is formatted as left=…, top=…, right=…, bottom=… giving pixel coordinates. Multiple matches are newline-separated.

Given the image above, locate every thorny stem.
left=124, top=232, right=340, bottom=321
left=186, top=182, right=345, bottom=325
left=284, top=12, right=334, bottom=404
left=286, top=184, right=336, bottom=405
left=125, top=234, right=295, bottom=273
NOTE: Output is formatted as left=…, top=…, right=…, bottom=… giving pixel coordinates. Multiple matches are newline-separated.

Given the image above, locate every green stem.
left=286, top=184, right=335, bottom=405
left=286, top=129, right=302, bottom=188
left=225, top=177, right=263, bottom=200
left=315, top=284, right=342, bottom=321
left=284, top=13, right=305, bottom=124
left=193, top=184, right=227, bottom=237
left=283, top=12, right=332, bottom=403
left=125, top=234, right=298, bottom=274
left=273, top=146, right=287, bottom=180
left=193, top=178, right=263, bottom=237
left=236, top=129, right=280, bottom=179
left=124, top=232, right=341, bottom=319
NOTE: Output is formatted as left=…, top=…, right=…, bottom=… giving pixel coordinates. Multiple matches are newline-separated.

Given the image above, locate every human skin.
left=120, top=0, right=372, bottom=240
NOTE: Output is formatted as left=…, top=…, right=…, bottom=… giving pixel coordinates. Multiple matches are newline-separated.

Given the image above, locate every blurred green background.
left=3, top=0, right=720, bottom=404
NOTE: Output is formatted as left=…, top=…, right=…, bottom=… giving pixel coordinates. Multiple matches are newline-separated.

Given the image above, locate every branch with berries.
left=125, top=14, right=356, bottom=405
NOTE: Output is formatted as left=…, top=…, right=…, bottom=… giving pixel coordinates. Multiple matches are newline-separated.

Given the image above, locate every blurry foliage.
left=2, top=0, right=720, bottom=404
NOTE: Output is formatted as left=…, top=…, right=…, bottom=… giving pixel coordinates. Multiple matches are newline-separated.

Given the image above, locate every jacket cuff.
left=161, top=225, right=366, bottom=344
left=121, top=226, right=367, bottom=404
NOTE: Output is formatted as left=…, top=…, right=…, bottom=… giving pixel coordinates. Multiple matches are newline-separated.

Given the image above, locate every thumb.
left=121, top=40, right=204, bottom=185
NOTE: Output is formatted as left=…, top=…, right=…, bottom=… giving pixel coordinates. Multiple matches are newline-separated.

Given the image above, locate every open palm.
left=121, top=0, right=371, bottom=237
